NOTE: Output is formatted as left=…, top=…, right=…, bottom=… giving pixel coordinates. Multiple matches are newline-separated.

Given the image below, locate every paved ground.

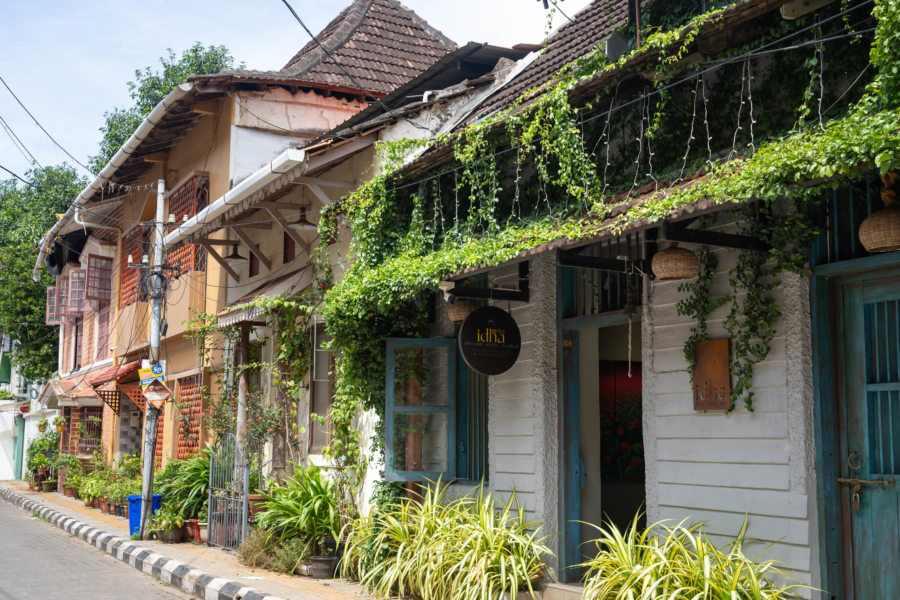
left=0, top=500, right=193, bottom=600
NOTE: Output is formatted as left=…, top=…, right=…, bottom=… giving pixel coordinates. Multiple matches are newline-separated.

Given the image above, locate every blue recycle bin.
left=126, top=494, right=162, bottom=537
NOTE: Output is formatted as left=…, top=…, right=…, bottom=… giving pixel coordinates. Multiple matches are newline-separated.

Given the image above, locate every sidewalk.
left=0, top=481, right=366, bottom=600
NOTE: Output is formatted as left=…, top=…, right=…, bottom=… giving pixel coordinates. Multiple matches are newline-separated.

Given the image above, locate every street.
left=0, top=500, right=193, bottom=600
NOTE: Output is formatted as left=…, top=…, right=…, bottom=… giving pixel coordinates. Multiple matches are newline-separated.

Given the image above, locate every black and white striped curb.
left=0, top=485, right=288, bottom=600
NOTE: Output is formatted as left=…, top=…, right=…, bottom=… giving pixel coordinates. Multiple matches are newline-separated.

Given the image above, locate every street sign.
left=139, top=364, right=166, bottom=391
left=143, top=380, right=172, bottom=410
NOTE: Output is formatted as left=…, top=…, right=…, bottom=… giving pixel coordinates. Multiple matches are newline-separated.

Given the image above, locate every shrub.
left=341, top=482, right=551, bottom=600
left=579, top=516, right=810, bottom=599
left=237, top=528, right=314, bottom=574
left=255, top=464, right=339, bottom=550
left=154, top=448, right=211, bottom=519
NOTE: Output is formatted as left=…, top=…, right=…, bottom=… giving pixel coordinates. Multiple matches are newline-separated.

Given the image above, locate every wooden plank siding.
left=646, top=244, right=815, bottom=589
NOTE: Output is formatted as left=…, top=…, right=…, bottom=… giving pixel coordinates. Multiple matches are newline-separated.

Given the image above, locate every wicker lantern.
left=859, top=171, right=900, bottom=253
left=651, top=242, right=700, bottom=280
left=447, top=298, right=479, bottom=323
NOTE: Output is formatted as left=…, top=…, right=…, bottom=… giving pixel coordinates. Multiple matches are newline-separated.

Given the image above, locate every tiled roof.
left=199, top=0, right=458, bottom=97
left=88, top=360, right=141, bottom=386
left=466, top=0, right=628, bottom=122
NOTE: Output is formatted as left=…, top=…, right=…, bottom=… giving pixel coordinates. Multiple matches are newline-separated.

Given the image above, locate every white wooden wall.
left=643, top=244, right=818, bottom=591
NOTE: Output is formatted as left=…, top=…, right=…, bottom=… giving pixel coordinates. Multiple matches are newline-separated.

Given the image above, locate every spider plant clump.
left=341, top=481, right=552, bottom=600
left=579, top=515, right=810, bottom=599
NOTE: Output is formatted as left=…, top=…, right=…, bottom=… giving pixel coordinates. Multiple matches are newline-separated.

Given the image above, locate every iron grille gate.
left=207, top=434, right=249, bottom=548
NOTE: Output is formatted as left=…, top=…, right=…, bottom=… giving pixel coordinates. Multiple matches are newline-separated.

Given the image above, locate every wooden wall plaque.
left=692, top=338, right=731, bottom=410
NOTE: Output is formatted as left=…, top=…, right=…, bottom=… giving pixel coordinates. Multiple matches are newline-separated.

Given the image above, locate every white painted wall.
left=642, top=244, right=818, bottom=592
left=0, top=409, right=17, bottom=479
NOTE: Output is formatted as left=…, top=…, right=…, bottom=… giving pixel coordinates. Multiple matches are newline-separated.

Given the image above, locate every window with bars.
left=96, top=304, right=110, bottom=361
left=68, top=269, right=87, bottom=313
left=85, top=254, right=113, bottom=302
left=77, top=406, right=102, bottom=455
left=120, top=226, right=148, bottom=307
left=46, top=287, right=62, bottom=325
left=166, top=175, right=208, bottom=276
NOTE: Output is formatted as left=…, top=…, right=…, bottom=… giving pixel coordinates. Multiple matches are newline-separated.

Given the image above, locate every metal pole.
left=139, top=179, right=166, bottom=539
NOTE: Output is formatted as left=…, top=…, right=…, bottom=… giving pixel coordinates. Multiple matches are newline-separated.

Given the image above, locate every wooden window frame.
left=85, top=254, right=113, bottom=302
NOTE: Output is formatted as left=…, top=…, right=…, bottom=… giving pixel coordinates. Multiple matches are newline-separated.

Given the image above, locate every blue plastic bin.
left=126, top=494, right=162, bottom=536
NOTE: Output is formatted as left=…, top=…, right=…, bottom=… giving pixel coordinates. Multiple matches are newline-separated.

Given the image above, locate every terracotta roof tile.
left=467, top=0, right=628, bottom=122
left=208, top=0, right=457, bottom=97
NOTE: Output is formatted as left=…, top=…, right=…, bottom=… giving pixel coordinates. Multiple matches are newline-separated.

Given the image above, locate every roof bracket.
left=558, top=251, right=653, bottom=278
left=663, top=218, right=770, bottom=252
left=449, top=261, right=529, bottom=303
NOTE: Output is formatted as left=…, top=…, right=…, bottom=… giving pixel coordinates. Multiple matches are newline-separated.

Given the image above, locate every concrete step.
left=542, top=582, right=583, bottom=600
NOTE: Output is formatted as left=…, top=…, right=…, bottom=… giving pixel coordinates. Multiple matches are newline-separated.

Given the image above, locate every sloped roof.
left=199, top=0, right=458, bottom=97
left=466, top=0, right=628, bottom=122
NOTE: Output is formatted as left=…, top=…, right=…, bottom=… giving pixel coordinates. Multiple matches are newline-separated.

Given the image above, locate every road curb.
left=0, top=484, right=287, bottom=600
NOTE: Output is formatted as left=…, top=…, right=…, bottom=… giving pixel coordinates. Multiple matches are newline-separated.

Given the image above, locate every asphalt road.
left=0, top=500, right=193, bottom=600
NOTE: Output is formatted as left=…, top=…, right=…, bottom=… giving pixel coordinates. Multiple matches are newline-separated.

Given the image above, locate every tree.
left=90, top=43, right=240, bottom=172
left=0, top=164, right=87, bottom=381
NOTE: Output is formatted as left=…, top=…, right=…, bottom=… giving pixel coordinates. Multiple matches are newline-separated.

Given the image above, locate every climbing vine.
left=310, top=0, right=900, bottom=500
left=675, top=246, right=728, bottom=375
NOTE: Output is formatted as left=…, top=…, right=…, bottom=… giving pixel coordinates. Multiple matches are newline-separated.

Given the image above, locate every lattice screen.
left=176, top=375, right=203, bottom=459
left=119, top=384, right=145, bottom=412
left=166, top=175, right=208, bottom=276
left=154, top=405, right=165, bottom=468
left=97, top=389, right=121, bottom=415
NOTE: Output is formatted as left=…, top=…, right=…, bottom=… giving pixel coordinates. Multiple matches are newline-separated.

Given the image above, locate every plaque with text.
left=692, top=338, right=731, bottom=410
left=458, top=306, right=521, bottom=376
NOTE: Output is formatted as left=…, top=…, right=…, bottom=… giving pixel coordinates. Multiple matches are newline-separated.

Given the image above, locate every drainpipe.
left=73, top=207, right=122, bottom=234
left=32, top=83, right=195, bottom=282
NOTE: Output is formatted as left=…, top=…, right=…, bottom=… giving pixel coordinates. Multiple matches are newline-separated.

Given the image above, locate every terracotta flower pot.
left=56, top=425, right=65, bottom=433
left=64, top=485, right=74, bottom=497
left=37, top=424, right=46, bottom=433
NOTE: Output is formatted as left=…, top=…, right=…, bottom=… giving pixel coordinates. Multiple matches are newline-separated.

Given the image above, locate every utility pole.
left=139, top=179, right=166, bottom=539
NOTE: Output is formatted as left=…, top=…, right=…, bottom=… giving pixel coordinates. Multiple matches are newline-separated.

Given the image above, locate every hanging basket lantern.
left=447, top=298, right=479, bottom=323
left=651, top=242, right=699, bottom=280
left=859, top=171, right=900, bottom=253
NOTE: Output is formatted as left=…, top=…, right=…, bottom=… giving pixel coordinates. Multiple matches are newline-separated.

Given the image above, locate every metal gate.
left=207, top=434, right=249, bottom=548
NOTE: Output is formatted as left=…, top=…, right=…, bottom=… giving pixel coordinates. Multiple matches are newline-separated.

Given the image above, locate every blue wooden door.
left=839, top=273, right=900, bottom=599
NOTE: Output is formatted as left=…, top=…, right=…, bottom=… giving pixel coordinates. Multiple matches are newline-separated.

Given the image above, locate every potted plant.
left=41, top=479, right=57, bottom=493
left=53, top=414, right=66, bottom=433
left=32, top=453, right=48, bottom=477
left=37, top=417, right=48, bottom=433
left=148, top=504, right=186, bottom=543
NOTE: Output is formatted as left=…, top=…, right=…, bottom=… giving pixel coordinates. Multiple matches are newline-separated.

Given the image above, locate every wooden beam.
left=663, top=219, right=770, bottom=252
left=229, top=222, right=273, bottom=231
left=143, top=152, right=169, bottom=163
left=297, top=176, right=355, bottom=190
left=229, top=227, right=271, bottom=270
left=199, top=242, right=239, bottom=280
left=257, top=201, right=304, bottom=211
left=191, top=100, right=220, bottom=115
left=197, top=238, right=236, bottom=246
left=304, top=182, right=332, bottom=206
left=264, top=207, right=308, bottom=255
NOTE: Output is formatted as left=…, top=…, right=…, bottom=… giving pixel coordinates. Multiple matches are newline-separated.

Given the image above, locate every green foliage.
left=91, top=43, right=240, bottom=171
left=341, top=481, right=551, bottom=600
left=237, top=528, right=314, bottom=574
left=153, top=449, right=210, bottom=520
left=25, top=430, right=60, bottom=474
left=676, top=247, right=728, bottom=375
left=256, top=464, right=340, bottom=551
left=579, top=516, right=808, bottom=599
left=0, top=164, right=86, bottom=380
left=147, top=503, right=185, bottom=536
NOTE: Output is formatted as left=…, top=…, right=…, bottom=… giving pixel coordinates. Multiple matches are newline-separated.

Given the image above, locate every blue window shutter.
left=384, top=338, right=456, bottom=482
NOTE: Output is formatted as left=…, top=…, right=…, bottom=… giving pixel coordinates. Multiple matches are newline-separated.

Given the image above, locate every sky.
left=0, top=0, right=593, bottom=181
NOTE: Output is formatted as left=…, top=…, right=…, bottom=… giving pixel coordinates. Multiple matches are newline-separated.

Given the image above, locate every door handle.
left=836, top=477, right=894, bottom=510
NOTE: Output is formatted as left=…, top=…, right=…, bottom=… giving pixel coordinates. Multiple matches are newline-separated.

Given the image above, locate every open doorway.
left=578, top=322, right=645, bottom=560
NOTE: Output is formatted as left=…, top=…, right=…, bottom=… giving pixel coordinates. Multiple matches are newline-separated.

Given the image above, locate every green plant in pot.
left=31, top=453, right=48, bottom=477
left=37, top=417, right=48, bottom=432
left=53, top=453, right=82, bottom=496
left=256, top=465, right=341, bottom=578
left=52, top=414, right=66, bottom=432
left=148, top=504, right=186, bottom=543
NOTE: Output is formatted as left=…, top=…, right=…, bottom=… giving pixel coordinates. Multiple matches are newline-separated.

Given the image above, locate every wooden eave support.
left=663, top=218, right=770, bottom=252
left=450, top=261, right=530, bottom=303
left=229, top=226, right=271, bottom=270
left=199, top=241, right=239, bottom=280
left=143, top=152, right=169, bottom=163
left=191, top=100, right=220, bottom=116
left=559, top=251, right=653, bottom=276
left=263, top=206, right=309, bottom=257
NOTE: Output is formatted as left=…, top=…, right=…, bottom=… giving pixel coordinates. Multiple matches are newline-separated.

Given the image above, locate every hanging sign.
left=692, top=338, right=731, bottom=411
left=142, top=380, right=172, bottom=410
left=139, top=364, right=166, bottom=392
left=458, top=306, right=521, bottom=376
